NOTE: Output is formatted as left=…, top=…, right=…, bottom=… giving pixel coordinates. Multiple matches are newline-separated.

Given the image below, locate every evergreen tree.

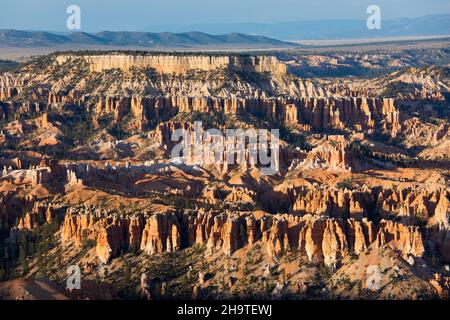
left=123, top=261, right=132, bottom=285
left=18, top=244, right=28, bottom=265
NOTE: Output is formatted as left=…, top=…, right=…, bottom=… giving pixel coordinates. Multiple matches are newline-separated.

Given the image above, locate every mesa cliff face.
left=57, top=54, right=288, bottom=75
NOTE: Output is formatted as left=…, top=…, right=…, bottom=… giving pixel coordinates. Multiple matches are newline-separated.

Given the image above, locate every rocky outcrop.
left=430, top=273, right=450, bottom=299
left=295, top=97, right=399, bottom=137
left=90, top=95, right=400, bottom=136
left=128, top=215, right=145, bottom=251
left=297, top=218, right=374, bottom=266
left=375, top=219, right=424, bottom=257
left=140, top=213, right=181, bottom=255
left=376, top=187, right=449, bottom=222
left=265, top=218, right=290, bottom=258
left=147, top=120, right=285, bottom=174
left=321, top=220, right=349, bottom=268
left=59, top=207, right=430, bottom=266
left=17, top=202, right=61, bottom=230
left=294, top=135, right=352, bottom=172
left=291, top=186, right=374, bottom=218
left=94, top=96, right=132, bottom=124
left=138, top=273, right=162, bottom=300
left=290, top=186, right=449, bottom=222
left=53, top=184, right=449, bottom=266
left=0, top=86, right=17, bottom=100
left=224, top=187, right=256, bottom=205
left=300, top=219, right=325, bottom=263
left=205, top=214, right=240, bottom=256
left=61, top=209, right=96, bottom=246
left=245, top=216, right=261, bottom=245
left=96, top=216, right=129, bottom=264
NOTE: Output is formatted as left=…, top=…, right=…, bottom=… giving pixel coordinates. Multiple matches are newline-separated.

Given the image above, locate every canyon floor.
left=0, top=43, right=448, bottom=300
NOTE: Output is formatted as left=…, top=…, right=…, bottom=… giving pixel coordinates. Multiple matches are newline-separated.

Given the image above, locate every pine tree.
left=18, top=244, right=28, bottom=265
left=123, top=261, right=132, bottom=285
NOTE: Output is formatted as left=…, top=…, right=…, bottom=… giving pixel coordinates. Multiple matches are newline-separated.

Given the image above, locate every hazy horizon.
left=1, top=0, right=450, bottom=33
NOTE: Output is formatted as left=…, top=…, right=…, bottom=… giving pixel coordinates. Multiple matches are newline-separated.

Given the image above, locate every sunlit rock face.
left=0, top=50, right=448, bottom=300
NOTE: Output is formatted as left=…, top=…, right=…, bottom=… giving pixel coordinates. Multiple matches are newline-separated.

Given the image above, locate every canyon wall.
left=287, top=186, right=448, bottom=221
left=92, top=95, right=400, bottom=136
left=59, top=208, right=429, bottom=267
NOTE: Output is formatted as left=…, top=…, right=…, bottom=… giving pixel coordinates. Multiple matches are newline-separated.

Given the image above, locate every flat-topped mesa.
left=55, top=54, right=288, bottom=76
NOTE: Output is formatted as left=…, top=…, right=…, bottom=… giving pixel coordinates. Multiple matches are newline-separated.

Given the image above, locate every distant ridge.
left=142, top=14, right=450, bottom=40
left=0, top=30, right=298, bottom=49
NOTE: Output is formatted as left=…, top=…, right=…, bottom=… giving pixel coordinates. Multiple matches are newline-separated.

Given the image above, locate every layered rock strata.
left=60, top=208, right=431, bottom=266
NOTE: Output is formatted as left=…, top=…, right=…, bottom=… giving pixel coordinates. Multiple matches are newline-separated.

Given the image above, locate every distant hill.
left=0, top=30, right=298, bottom=49
left=142, top=14, right=450, bottom=40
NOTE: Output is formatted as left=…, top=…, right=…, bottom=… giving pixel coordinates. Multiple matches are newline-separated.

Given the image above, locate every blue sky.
left=1, top=0, right=450, bottom=32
